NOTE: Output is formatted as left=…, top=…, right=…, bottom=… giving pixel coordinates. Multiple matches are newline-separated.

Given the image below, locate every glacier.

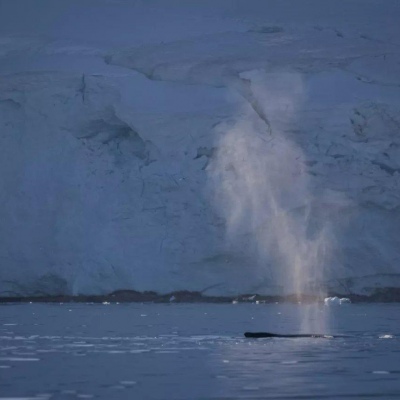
left=0, top=0, right=400, bottom=297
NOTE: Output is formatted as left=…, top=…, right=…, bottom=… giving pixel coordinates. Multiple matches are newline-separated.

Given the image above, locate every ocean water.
left=0, top=303, right=399, bottom=399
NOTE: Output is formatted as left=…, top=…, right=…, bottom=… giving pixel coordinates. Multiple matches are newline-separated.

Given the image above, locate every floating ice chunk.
left=120, top=381, right=137, bottom=386
left=324, top=297, right=351, bottom=305
left=324, top=296, right=341, bottom=305
left=169, top=295, right=176, bottom=302
left=379, top=334, right=394, bottom=339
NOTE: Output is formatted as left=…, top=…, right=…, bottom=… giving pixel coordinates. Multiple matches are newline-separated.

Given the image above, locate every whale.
left=244, top=332, right=347, bottom=339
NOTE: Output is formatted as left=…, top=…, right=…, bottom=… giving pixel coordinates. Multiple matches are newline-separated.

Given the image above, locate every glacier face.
left=0, top=0, right=400, bottom=297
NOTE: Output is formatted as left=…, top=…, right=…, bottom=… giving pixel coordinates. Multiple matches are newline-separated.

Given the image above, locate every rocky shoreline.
left=1, top=288, right=400, bottom=304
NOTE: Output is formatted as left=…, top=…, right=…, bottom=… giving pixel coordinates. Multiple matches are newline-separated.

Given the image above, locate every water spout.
left=210, top=70, right=332, bottom=332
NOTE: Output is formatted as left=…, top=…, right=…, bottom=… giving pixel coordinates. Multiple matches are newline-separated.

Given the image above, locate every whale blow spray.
left=210, top=71, right=332, bottom=332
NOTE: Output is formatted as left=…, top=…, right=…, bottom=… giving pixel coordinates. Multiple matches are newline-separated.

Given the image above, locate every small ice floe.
left=102, top=302, right=110, bottom=305
left=0, top=357, right=40, bottom=362
left=169, top=295, right=176, bottom=302
left=120, top=381, right=137, bottom=386
left=324, top=297, right=351, bottom=305
left=242, top=385, right=260, bottom=391
left=232, top=300, right=238, bottom=304
left=379, top=334, right=394, bottom=339
left=324, top=297, right=341, bottom=306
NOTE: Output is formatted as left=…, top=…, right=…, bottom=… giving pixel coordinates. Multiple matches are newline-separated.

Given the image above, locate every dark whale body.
left=244, top=332, right=346, bottom=339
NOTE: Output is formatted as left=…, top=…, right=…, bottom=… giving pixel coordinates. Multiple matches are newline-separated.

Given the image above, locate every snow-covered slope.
left=0, top=0, right=400, bottom=297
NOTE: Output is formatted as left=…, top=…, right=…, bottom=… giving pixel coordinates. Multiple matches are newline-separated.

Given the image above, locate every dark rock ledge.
left=1, top=288, right=400, bottom=304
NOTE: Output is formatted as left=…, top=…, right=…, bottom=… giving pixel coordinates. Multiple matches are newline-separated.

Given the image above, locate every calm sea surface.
left=0, top=303, right=399, bottom=399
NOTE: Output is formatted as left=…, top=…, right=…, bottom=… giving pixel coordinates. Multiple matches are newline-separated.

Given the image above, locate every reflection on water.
left=0, top=303, right=399, bottom=399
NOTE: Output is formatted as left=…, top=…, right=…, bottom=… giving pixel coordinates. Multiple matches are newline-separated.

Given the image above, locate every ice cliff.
left=0, top=0, right=400, bottom=297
